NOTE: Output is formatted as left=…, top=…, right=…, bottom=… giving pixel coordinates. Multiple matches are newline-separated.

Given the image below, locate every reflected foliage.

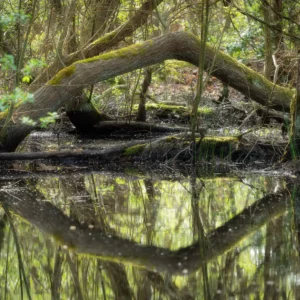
left=0, top=172, right=297, bottom=299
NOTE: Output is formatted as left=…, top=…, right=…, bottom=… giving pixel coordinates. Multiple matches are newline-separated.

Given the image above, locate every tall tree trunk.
left=271, top=0, right=283, bottom=50
left=80, top=0, right=120, bottom=48
left=136, top=68, right=152, bottom=122
left=262, top=0, right=273, bottom=80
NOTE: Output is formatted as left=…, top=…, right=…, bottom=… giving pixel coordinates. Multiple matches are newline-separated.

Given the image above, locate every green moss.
left=198, top=107, right=213, bottom=114
left=90, top=31, right=116, bottom=46
left=165, top=59, right=193, bottom=69
left=195, top=136, right=237, bottom=160
left=147, top=103, right=185, bottom=111
left=207, top=43, right=294, bottom=101
left=75, top=40, right=153, bottom=65
left=164, top=135, right=179, bottom=142
left=124, top=143, right=146, bottom=155
left=0, top=109, right=9, bottom=120
left=139, top=103, right=213, bottom=116
left=202, top=136, right=238, bottom=143
left=48, top=65, right=76, bottom=85
left=156, top=135, right=237, bottom=145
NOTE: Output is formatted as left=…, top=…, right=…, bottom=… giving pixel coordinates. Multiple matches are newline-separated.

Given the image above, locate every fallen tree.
left=0, top=31, right=294, bottom=152
left=0, top=133, right=283, bottom=167
left=0, top=134, right=234, bottom=161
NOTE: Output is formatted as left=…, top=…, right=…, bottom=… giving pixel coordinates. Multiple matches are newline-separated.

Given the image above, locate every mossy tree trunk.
left=0, top=31, right=294, bottom=152
left=27, top=0, right=162, bottom=132
left=289, top=54, right=300, bottom=158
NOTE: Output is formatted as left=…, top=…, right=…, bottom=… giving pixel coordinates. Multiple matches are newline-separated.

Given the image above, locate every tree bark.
left=262, top=0, right=273, bottom=80
left=136, top=68, right=152, bottom=122
left=0, top=31, right=294, bottom=152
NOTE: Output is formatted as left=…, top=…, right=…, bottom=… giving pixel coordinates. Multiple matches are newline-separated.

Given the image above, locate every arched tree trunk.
left=1, top=182, right=289, bottom=275
left=0, top=31, right=294, bottom=152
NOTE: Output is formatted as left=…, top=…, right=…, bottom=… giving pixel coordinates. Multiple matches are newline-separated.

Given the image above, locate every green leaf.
left=40, top=112, right=59, bottom=128
left=0, top=54, right=16, bottom=71
left=21, top=116, right=37, bottom=126
left=22, top=75, right=32, bottom=83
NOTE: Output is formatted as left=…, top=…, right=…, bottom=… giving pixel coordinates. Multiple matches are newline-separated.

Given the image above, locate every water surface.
left=0, top=170, right=297, bottom=299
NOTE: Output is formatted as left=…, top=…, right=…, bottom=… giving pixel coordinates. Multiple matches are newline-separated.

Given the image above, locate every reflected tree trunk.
left=190, top=177, right=211, bottom=300
left=51, top=247, right=64, bottom=300
left=0, top=180, right=290, bottom=275
left=66, top=253, right=84, bottom=300
left=293, top=185, right=300, bottom=267
left=60, top=175, right=134, bottom=299
left=0, top=215, right=7, bottom=255
left=263, top=222, right=274, bottom=300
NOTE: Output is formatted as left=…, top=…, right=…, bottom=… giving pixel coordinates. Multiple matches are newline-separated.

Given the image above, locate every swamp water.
left=0, top=168, right=297, bottom=299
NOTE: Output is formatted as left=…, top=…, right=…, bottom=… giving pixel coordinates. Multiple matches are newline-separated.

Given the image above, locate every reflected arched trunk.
left=0, top=180, right=290, bottom=276
left=58, top=175, right=134, bottom=299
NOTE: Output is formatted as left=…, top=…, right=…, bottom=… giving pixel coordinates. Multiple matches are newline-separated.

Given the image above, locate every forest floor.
left=9, top=66, right=292, bottom=177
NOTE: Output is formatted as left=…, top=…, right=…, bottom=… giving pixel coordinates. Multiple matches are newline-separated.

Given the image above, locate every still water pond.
left=0, top=170, right=297, bottom=299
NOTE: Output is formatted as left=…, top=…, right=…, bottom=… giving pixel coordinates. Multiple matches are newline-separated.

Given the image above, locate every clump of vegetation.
left=123, top=144, right=146, bottom=156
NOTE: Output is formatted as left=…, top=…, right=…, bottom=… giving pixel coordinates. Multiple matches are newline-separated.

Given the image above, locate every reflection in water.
left=0, top=172, right=296, bottom=299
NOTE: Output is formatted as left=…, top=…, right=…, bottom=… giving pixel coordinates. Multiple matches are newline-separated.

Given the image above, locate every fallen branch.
left=93, top=121, right=186, bottom=134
